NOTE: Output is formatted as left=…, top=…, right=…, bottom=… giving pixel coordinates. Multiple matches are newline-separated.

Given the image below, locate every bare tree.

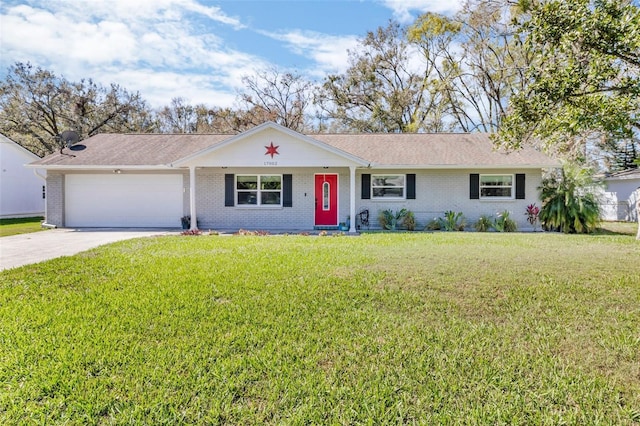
left=0, top=62, right=153, bottom=156
left=238, top=67, right=314, bottom=132
left=155, top=97, right=198, bottom=133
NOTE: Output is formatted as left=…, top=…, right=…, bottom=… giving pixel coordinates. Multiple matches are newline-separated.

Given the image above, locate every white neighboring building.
left=599, top=169, right=640, bottom=222
left=0, top=134, right=45, bottom=218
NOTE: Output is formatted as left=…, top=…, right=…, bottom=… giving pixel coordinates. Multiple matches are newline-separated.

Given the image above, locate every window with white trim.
left=480, top=174, right=514, bottom=199
left=237, top=175, right=282, bottom=206
left=372, top=175, right=405, bottom=199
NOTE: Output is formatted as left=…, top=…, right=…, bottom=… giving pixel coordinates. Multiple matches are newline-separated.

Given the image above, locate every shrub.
left=438, top=210, right=466, bottom=231
left=378, top=208, right=408, bottom=230
left=494, top=210, right=517, bottom=232
left=425, top=218, right=441, bottom=231
left=525, top=203, right=540, bottom=231
left=403, top=210, right=417, bottom=231
left=539, top=166, right=600, bottom=233
left=474, top=215, right=494, bottom=232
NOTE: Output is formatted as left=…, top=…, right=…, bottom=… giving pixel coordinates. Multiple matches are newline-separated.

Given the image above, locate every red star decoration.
left=265, top=141, right=279, bottom=158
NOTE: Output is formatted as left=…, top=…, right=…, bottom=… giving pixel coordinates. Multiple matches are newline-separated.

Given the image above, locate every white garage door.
left=65, top=174, right=183, bottom=227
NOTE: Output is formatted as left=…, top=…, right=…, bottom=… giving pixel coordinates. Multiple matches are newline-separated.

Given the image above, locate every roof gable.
left=1, top=134, right=40, bottom=161
left=173, top=122, right=368, bottom=167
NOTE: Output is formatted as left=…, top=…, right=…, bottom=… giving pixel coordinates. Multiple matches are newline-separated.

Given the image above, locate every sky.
left=0, top=0, right=464, bottom=109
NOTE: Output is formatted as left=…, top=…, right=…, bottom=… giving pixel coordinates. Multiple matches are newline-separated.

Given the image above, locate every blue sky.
left=1, top=0, right=464, bottom=109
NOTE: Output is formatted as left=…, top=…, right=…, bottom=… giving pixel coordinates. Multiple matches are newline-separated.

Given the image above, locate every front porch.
left=184, top=166, right=361, bottom=233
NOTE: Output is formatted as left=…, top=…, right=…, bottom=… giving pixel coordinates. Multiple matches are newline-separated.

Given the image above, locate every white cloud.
left=2, top=0, right=430, bottom=110
left=259, top=29, right=359, bottom=77
left=97, top=69, right=238, bottom=108
left=47, top=0, right=245, bottom=30
left=0, top=1, right=260, bottom=108
left=380, top=0, right=465, bottom=22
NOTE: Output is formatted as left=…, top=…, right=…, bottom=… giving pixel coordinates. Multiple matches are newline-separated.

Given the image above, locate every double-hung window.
left=371, top=175, right=406, bottom=199
left=480, top=175, right=514, bottom=199
left=236, top=175, right=282, bottom=206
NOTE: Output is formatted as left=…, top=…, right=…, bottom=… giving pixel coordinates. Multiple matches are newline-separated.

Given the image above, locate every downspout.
left=32, top=169, right=55, bottom=228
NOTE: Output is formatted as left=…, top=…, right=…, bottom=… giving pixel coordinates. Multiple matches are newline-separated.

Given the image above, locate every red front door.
left=315, top=174, right=338, bottom=226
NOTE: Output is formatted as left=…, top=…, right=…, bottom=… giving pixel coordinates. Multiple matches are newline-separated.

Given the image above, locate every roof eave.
left=368, top=163, right=561, bottom=169
left=24, top=164, right=175, bottom=171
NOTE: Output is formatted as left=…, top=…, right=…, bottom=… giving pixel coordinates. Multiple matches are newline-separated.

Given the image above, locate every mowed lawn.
left=0, top=217, right=44, bottom=237
left=1, top=232, right=639, bottom=424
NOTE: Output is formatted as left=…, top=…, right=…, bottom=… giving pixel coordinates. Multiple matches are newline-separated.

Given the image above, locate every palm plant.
left=474, top=215, right=493, bottom=232
left=438, top=210, right=466, bottom=231
left=494, top=210, right=517, bottom=232
left=538, top=166, right=601, bottom=233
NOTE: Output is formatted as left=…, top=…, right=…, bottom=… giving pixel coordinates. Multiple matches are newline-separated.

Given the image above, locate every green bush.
left=425, top=218, right=441, bottom=231
left=539, top=166, right=600, bottom=233
left=494, top=210, right=517, bottom=232
left=403, top=210, right=417, bottom=231
left=474, top=215, right=494, bottom=232
left=378, top=208, right=408, bottom=230
left=438, top=210, right=466, bottom=231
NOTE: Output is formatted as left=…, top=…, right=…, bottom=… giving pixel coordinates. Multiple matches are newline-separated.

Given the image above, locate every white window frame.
left=371, top=174, right=406, bottom=199
left=480, top=174, right=514, bottom=200
left=236, top=174, right=283, bottom=207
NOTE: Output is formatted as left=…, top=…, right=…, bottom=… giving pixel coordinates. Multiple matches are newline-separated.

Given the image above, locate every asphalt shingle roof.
left=314, top=133, right=557, bottom=167
left=31, top=133, right=229, bottom=167
left=31, top=130, right=558, bottom=168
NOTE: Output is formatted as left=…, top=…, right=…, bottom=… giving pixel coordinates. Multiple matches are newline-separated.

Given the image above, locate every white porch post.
left=349, top=166, right=357, bottom=233
left=189, top=166, right=198, bottom=230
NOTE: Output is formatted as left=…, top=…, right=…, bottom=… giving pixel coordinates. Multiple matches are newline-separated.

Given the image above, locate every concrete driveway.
left=0, top=228, right=177, bottom=271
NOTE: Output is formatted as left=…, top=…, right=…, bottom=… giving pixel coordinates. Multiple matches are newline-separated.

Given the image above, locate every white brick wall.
left=355, top=169, right=543, bottom=230
left=46, top=167, right=543, bottom=230
left=194, top=168, right=320, bottom=230
left=192, top=168, right=543, bottom=231
left=45, top=172, right=64, bottom=226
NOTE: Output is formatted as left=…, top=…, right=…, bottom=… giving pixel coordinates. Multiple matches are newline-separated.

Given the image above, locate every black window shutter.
left=406, top=174, right=416, bottom=199
left=361, top=174, right=371, bottom=199
left=224, top=174, right=234, bottom=206
left=470, top=174, right=480, bottom=199
left=515, top=174, right=526, bottom=199
left=283, top=174, right=292, bottom=207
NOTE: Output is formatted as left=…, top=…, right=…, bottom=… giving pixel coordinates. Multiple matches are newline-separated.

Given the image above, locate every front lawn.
left=0, top=216, right=45, bottom=237
left=1, top=233, right=639, bottom=424
left=596, top=220, right=638, bottom=236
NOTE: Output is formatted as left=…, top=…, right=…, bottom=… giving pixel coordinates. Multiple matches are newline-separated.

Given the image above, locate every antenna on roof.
left=57, top=130, right=79, bottom=156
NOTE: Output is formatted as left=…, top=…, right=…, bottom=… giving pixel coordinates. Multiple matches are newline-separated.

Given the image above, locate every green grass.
left=1, top=233, right=639, bottom=424
left=596, top=221, right=638, bottom=236
left=0, top=216, right=45, bottom=237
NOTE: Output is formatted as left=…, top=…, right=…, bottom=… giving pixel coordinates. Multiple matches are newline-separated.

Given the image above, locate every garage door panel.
left=66, top=174, right=183, bottom=227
